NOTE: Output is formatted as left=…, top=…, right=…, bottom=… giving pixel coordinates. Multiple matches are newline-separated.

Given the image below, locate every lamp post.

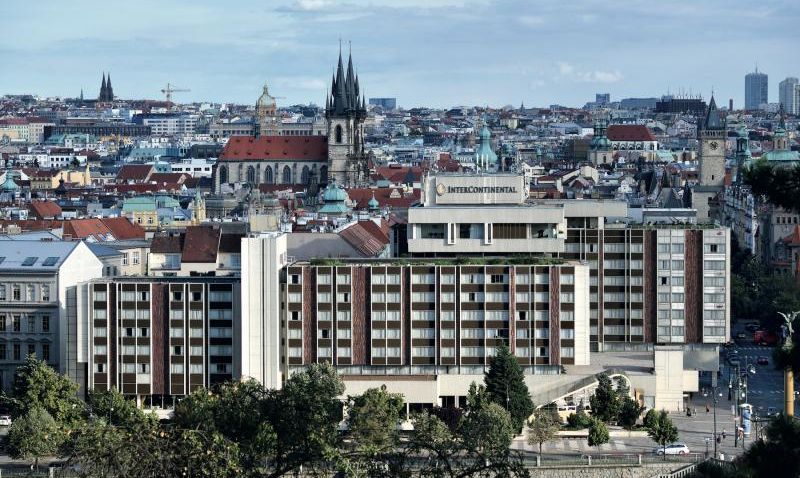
left=703, top=386, right=723, bottom=458
left=778, top=311, right=799, bottom=418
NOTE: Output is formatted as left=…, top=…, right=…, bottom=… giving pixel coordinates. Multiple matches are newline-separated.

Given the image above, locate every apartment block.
left=81, top=278, right=239, bottom=406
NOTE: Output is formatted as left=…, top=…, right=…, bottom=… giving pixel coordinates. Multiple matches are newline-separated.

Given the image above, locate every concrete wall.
left=654, top=346, right=686, bottom=412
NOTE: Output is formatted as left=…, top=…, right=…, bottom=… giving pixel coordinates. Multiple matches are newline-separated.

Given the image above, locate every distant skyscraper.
left=779, top=77, right=799, bottom=115
left=745, top=69, right=768, bottom=110
left=595, top=93, right=610, bottom=105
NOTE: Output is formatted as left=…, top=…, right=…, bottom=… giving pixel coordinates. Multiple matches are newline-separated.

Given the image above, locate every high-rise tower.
left=325, top=47, right=367, bottom=186
left=745, top=68, right=768, bottom=110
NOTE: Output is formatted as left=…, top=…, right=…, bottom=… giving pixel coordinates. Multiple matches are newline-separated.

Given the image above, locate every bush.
left=566, top=409, right=592, bottom=429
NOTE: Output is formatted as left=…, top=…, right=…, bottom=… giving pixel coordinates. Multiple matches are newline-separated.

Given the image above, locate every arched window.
left=264, top=166, right=273, bottom=184
left=218, top=165, right=228, bottom=184
left=320, top=165, right=328, bottom=183
left=335, top=124, right=343, bottom=144
left=246, top=166, right=256, bottom=184
left=301, top=166, right=310, bottom=185
left=282, top=165, right=292, bottom=184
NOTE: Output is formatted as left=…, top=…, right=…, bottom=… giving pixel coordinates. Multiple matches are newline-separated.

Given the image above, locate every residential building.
left=0, top=241, right=103, bottom=390
left=79, top=277, right=239, bottom=405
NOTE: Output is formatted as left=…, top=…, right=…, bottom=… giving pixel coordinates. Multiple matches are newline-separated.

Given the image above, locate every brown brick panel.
left=351, top=265, right=367, bottom=361
left=303, top=267, right=316, bottom=364
left=109, top=285, right=117, bottom=389
left=509, top=268, right=516, bottom=354
left=643, top=230, right=657, bottom=343
left=684, top=230, right=703, bottom=343
left=549, top=271, right=561, bottom=364
left=151, top=283, right=166, bottom=395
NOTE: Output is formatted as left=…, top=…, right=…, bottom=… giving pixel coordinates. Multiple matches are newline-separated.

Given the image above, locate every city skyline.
left=1, top=0, right=799, bottom=108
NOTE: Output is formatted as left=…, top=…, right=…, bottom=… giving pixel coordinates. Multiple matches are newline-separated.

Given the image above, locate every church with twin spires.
left=215, top=49, right=368, bottom=193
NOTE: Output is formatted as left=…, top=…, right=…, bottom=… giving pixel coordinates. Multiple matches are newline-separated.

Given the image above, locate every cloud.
left=556, top=62, right=622, bottom=83
left=293, top=0, right=331, bottom=10
left=557, top=62, right=575, bottom=75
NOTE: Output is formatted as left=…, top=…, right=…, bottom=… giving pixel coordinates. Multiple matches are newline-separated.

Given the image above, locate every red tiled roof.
left=607, top=125, right=657, bottom=142
left=62, top=218, right=113, bottom=241
left=181, top=226, right=220, bottom=263
left=149, top=173, right=188, bottom=184
left=151, top=233, right=184, bottom=254
left=783, top=226, right=800, bottom=246
left=101, top=217, right=145, bottom=240
left=373, top=166, right=424, bottom=184
left=346, top=187, right=421, bottom=209
left=0, top=118, right=29, bottom=125
left=29, top=201, right=62, bottom=219
left=0, top=220, right=63, bottom=232
left=116, top=164, right=154, bottom=182
left=339, top=221, right=389, bottom=257
left=219, top=135, right=327, bottom=162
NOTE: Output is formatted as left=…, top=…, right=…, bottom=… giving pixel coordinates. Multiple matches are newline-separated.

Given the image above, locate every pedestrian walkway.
left=516, top=438, right=631, bottom=453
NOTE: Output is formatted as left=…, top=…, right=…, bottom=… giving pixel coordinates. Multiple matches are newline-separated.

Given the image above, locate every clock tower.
left=692, top=96, right=726, bottom=223
left=698, top=96, right=726, bottom=188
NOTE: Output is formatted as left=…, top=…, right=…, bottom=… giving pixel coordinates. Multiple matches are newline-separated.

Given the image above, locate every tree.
left=266, top=363, right=345, bottom=477
left=460, top=402, right=515, bottom=454
left=647, top=410, right=679, bottom=457
left=566, top=408, right=592, bottom=429
left=618, top=396, right=644, bottom=430
left=431, top=405, right=464, bottom=433
left=589, top=373, right=621, bottom=423
left=345, top=386, right=405, bottom=475
left=738, top=414, right=800, bottom=477
left=527, top=408, right=561, bottom=454
left=87, top=387, right=157, bottom=430
left=484, top=345, right=535, bottom=432
left=587, top=418, right=609, bottom=448
left=743, top=160, right=800, bottom=214
left=3, top=354, right=83, bottom=426
left=643, top=409, right=658, bottom=430
left=7, top=407, right=63, bottom=471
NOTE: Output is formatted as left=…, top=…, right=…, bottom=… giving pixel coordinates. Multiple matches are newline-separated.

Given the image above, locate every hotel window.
left=132, top=251, right=141, bottom=265
left=562, top=329, right=575, bottom=339
left=412, top=274, right=434, bottom=284
left=460, top=310, right=484, bottom=321
left=170, top=310, right=184, bottom=320
left=191, top=346, right=203, bottom=356
left=42, top=344, right=50, bottom=362
left=387, top=347, right=401, bottom=357
left=337, top=328, right=351, bottom=339
left=462, top=346, right=484, bottom=357
left=372, top=329, right=385, bottom=339
left=337, top=292, right=350, bottom=303
left=172, top=346, right=183, bottom=355
left=440, top=274, right=455, bottom=284
left=136, top=309, right=150, bottom=320
left=560, top=274, right=575, bottom=285
left=338, top=347, right=352, bottom=357
left=387, top=328, right=401, bottom=339
left=288, top=348, right=302, bottom=358
left=704, top=277, right=724, bottom=287
left=412, top=292, right=435, bottom=302
left=290, top=274, right=300, bottom=285
left=420, top=224, right=446, bottom=239
left=372, top=347, right=386, bottom=357
left=534, top=310, right=549, bottom=322
left=516, top=292, right=530, bottom=303
left=371, top=310, right=386, bottom=321
left=172, top=291, right=184, bottom=301
left=441, top=347, right=455, bottom=357
left=441, top=310, right=455, bottom=321
left=40, top=285, right=50, bottom=302
left=412, top=346, right=434, bottom=357
left=658, top=260, right=670, bottom=269
left=412, top=328, right=435, bottom=339
left=318, top=274, right=331, bottom=285
left=94, top=290, right=107, bottom=301
left=318, top=292, right=331, bottom=302
left=190, top=364, right=203, bottom=374
left=412, top=310, right=435, bottom=321
left=704, top=243, right=725, bottom=253
left=516, top=310, right=528, bottom=321
left=441, top=328, right=455, bottom=339
left=441, top=292, right=455, bottom=302
left=94, top=363, right=105, bottom=373
left=372, top=274, right=385, bottom=285
left=170, top=328, right=184, bottom=338
left=461, top=328, right=484, bottom=339
left=536, top=347, right=548, bottom=357
left=386, top=310, right=400, bottom=321
left=386, top=292, right=400, bottom=303
left=671, top=260, right=684, bottom=269
left=336, top=310, right=351, bottom=321
left=486, top=310, right=509, bottom=321
left=561, top=311, right=575, bottom=322
left=489, top=274, right=507, bottom=284
left=562, top=347, right=575, bottom=358
left=671, top=293, right=684, bottom=302
left=209, top=291, right=232, bottom=302
left=485, top=292, right=508, bottom=302
left=704, top=261, right=725, bottom=271
left=535, top=328, right=549, bottom=339
left=93, top=327, right=107, bottom=338
left=318, top=347, right=332, bottom=357
left=517, top=328, right=529, bottom=339
left=559, top=292, right=574, bottom=303
left=387, top=274, right=400, bottom=285
left=122, top=254, right=129, bottom=266
left=287, top=328, right=302, bottom=339
left=516, top=347, right=530, bottom=357
left=461, top=292, right=483, bottom=302
left=461, top=273, right=483, bottom=284
left=336, top=274, right=351, bottom=285
left=288, top=292, right=302, bottom=303
left=534, top=292, right=549, bottom=302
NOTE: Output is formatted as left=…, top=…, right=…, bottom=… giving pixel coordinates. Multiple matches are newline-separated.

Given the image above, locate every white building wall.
left=240, top=233, right=288, bottom=389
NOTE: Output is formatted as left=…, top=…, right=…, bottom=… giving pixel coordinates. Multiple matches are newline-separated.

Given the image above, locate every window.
left=132, top=251, right=141, bottom=265
left=412, top=328, right=435, bottom=339
left=318, top=274, right=331, bottom=285
left=412, top=346, right=434, bottom=357
left=562, top=347, right=575, bottom=358
left=562, top=329, right=575, bottom=339
left=41, top=285, right=50, bottom=302
left=338, top=347, right=352, bottom=357
left=0, top=285, right=5, bottom=301
left=441, top=310, right=455, bottom=321
left=12, top=315, right=20, bottom=332
left=318, top=292, right=331, bottom=302
left=535, top=328, right=549, bottom=339
left=94, top=290, right=107, bottom=301
left=440, top=274, right=455, bottom=284
left=22, top=257, right=38, bottom=266
left=288, top=292, right=302, bottom=303
left=191, top=346, right=203, bottom=356
left=27, top=316, right=35, bottom=333
left=337, top=328, right=351, bottom=339
left=170, top=364, right=185, bottom=374
left=94, top=363, right=105, bottom=373
left=337, top=293, right=350, bottom=303
left=26, top=284, right=35, bottom=301
left=170, top=327, right=184, bottom=338
left=387, top=274, right=400, bottom=285
left=12, top=285, right=20, bottom=301
left=493, top=223, right=527, bottom=239
left=13, top=344, right=20, bottom=360
left=336, top=274, right=351, bottom=285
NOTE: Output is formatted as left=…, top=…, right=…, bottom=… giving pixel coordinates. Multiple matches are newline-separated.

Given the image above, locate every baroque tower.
left=325, top=47, right=367, bottom=186
left=256, top=82, right=278, bottom=136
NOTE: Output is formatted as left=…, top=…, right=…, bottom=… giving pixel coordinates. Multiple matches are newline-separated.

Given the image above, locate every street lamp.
left=703, top=386, right=724, bottom=458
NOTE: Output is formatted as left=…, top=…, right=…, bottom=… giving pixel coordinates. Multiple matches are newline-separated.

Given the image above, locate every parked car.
left=754, top=330, right=779, bottom=346
left=736, top=332, right=748, bottom=342
left=757, top=356, right=769, bottom=366
left=0, top=415, right=12, bottom=427
left=654, top=443, right=690, bottom=455
left=767, top=407, right=779, bottom=417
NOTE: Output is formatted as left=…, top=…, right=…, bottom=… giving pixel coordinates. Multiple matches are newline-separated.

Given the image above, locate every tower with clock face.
left=698, top=96, right=726, bottom=188
left=692, top=96, right=727, bottom=223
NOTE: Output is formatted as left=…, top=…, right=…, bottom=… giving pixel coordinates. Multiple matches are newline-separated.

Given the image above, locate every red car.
left=754, top=330, right=778, bottom=346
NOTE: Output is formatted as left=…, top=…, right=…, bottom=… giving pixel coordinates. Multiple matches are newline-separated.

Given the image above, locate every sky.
left=1, top=0, right=798, bottom=109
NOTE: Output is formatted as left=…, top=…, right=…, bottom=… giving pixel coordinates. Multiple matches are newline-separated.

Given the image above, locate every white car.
left=0, top=415, right=12, bottom=427
left=654, top=443, right=690, bottom=455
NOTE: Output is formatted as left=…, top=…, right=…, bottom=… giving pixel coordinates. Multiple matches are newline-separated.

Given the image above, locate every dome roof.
left=474, top=126, right=498, bottom=169
left=322, top=181, right=349, bottom=202
left=256, top=83, right=276, bottom=109
left=479, top=125, right=491, bottom=140
left=1, top=170, right=18, bottom=192
left=367, top=192, right=379, bottom=210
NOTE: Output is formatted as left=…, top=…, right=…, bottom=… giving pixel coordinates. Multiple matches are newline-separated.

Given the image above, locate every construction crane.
left=161, top=83, right=190, bottom=104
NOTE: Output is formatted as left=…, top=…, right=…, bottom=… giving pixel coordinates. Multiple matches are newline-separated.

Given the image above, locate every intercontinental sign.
left=429, top=174, right=526, bottom=205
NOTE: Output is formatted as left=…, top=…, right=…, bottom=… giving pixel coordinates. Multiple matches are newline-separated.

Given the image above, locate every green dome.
left=1, top=171, right=18, bottom=192
left=367, top=192, right=379, bottom=210
left=322, top=181, right=348, bottom=202
left=475, top=126, right=498, bottom=170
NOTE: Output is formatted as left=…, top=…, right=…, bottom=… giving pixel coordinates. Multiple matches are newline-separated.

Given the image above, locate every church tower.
left=588, top=116, right=612, bottom=165
left=256, top=82, right=278, bottom=136
left=98, top=72, right=114, bottom=102
left=693, top=95, right=726, bottom=222
left=325, top=47, right=367, bottom=186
